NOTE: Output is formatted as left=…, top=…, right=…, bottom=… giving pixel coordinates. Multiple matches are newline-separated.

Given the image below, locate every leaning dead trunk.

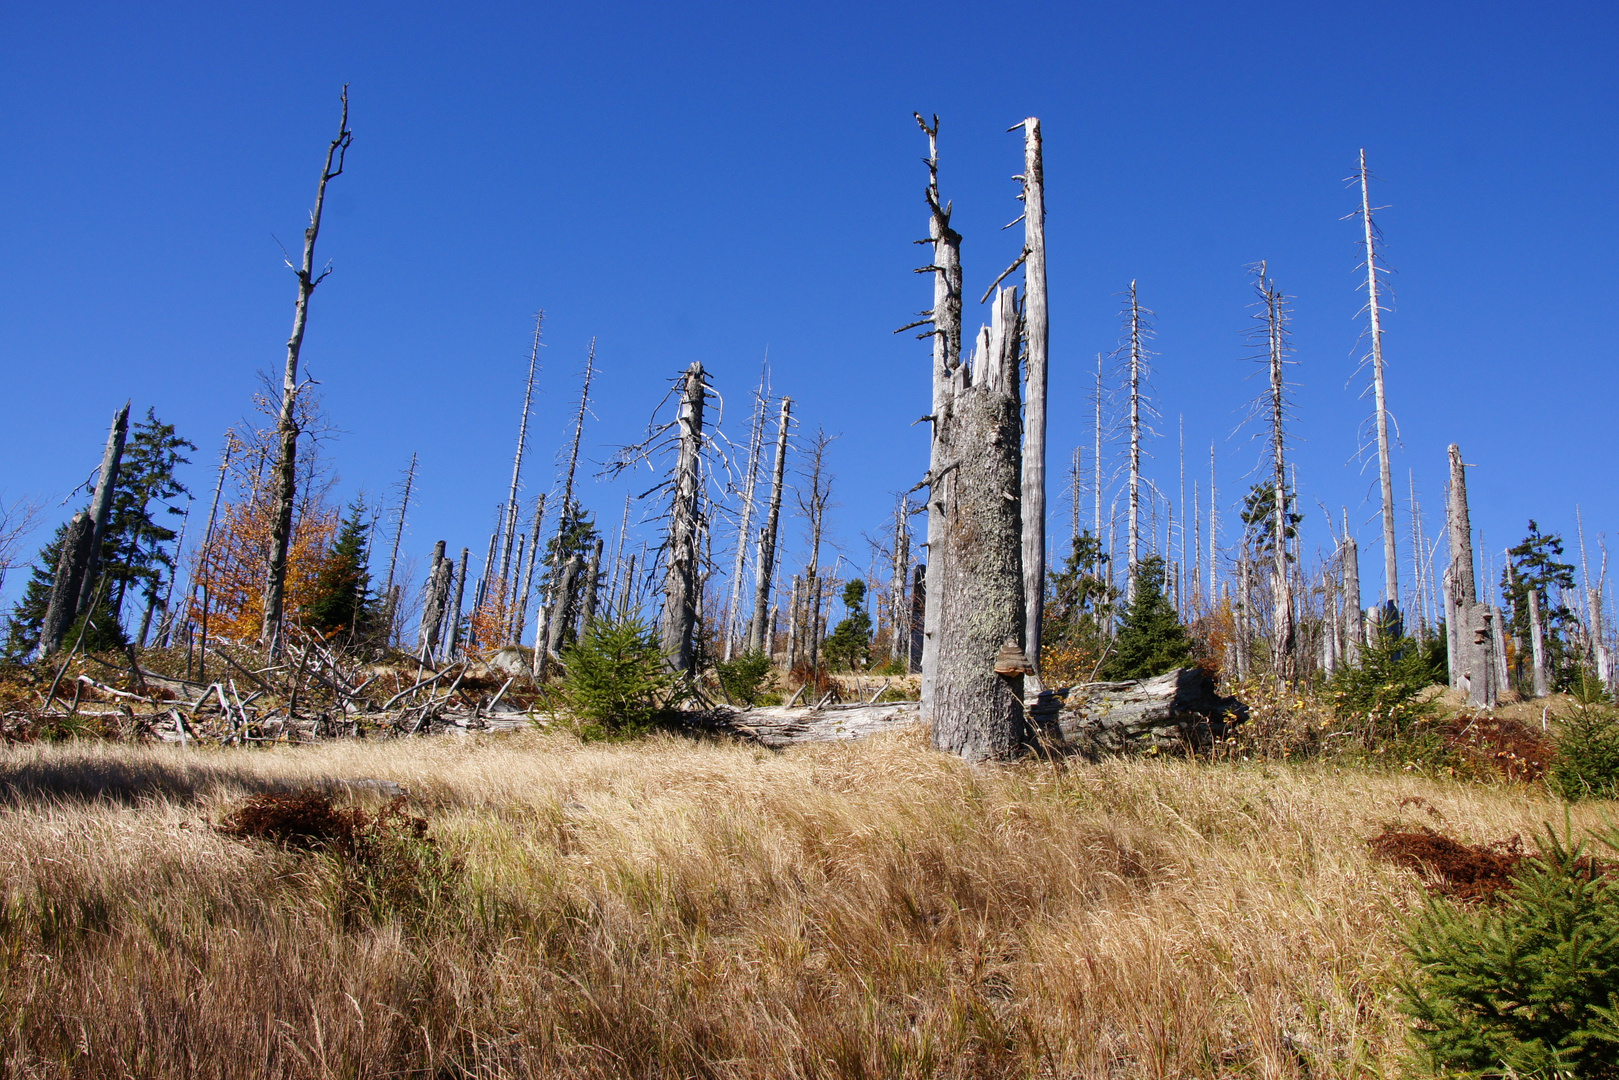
left=76, top=402, right=131, bottom=618
left=263, top=89, right=352, bottom=653
left=659, top=362, right=706, bottom=675
left=40, top=512, right=93, bottom=657
left=889, top=495, right=910, bottom=665
left=908, top=563, right=926, bottom=673
left=932, top=289, right=1026, bottom=762
left=546, top=555, right=583, bottom=660
left=446, top=547, right=469, bottom=658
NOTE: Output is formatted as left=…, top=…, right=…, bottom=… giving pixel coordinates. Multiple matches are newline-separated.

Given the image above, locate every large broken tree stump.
left=1054, top=667, right=1246, bottom=758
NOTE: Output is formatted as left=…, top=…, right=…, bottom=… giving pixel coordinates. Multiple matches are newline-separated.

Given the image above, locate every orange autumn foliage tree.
left=464, top=581, right=516, bottom=660
left=191, top=497, right=337, bottom=644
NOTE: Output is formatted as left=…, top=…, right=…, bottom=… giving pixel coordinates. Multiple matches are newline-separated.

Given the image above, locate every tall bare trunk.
left=659, top=363, right=706, bottom=675
left=1342, top=512, right=1363, bottom=667
left=890, top=494, right=910, bottom=664
left=1528, top=583, right=1549, bottom=697
left=383, top=453, right=416, bottom=644
left=933, top=288, right=1026, bottom=760
left=1016, top=117, right=1049, bottom=676
left=748, top=397, right=791, bottom=655
left=42, top=406, right=129, bottom=655
left=1355, top=150, right=1399, bottom=610
left=1447, top=443, right=1496, bottom=706
left=446, top=547, right=469, bottom=658
left=1125, top=283, right=1147, bottom=604
left=263, top=89, right=352, bottom=653
left=725, top=365, right=769, bottom=660
left=1256, top=265, right=1294, bottom=676
left=546, top=555, right=583, bottom=660
left=512, top=495, right=545, bottom=645
left=500, top=312, right=544, bottom=591
left=905, top=114, right=962, bottom=719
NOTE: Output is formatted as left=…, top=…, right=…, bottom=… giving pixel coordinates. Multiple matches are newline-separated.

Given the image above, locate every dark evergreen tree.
left=1239, top=481, right=1302, bottom=558
left=3, top=523, right=69, bottom=658
left=1502, top=521, right=1580, bottom=690
left=3, top=411, right=191, bottom=657
left=304, top=502, right=379, bottom=645
left=824, top=578, right=873, bottom=671
left=1045, top=530, right=1113, bottom=653
left=1103, top=555, right=1193, bottom=679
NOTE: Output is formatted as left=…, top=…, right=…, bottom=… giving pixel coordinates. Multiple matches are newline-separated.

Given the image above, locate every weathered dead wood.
left=500, top=312, right=544, bottom=592
left=263, top=88, right=352, bottom=653
left=1055, top=667, right=1246, bottom=758
left=660, top=362, right=706, bottom=675
left=909, top=114, right=963, bottom=719
left=749, top=396, right=792, bottom=656
left=932, top=288, right=1027, bottom=762
left=1015, top=117, right=1049, bottom=679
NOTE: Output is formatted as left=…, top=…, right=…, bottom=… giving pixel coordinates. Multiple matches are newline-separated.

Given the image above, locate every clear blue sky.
left=3, top=0, right=1616, bottom=617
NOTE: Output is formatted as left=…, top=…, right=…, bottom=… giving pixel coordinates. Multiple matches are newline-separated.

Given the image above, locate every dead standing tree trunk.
left=1446, top=443, right=1498, bottom=707
left=1122, top=283, right=1153, bottom=605
left=897, top=113, right=962, bottom=719
left=725, top=365, right=769, bottom=660
left=747, top=396, right=792, bottom=655
left=660, top=363, right=706, bottom=676
left=889, top=494, right=911, bottom=665
left=1342, top=515, right=1363, bottom=667
left=933, top=288, right=1027, bottom=761
left=1253, top=264, right=1295, bottom=677
left=382, top=453, right=416, bottom=645
left=1351, top=150, right=1400, bottom=619
left=263, top=88, right=352, bottom=655
left=417, top=541, right=451, bottom=662
left=1013, top=118, right=1049, bottom=678
left=500, top=312, right=544, bottom=593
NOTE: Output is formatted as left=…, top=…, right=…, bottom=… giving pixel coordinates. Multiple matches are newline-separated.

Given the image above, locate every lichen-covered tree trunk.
left=659, top=362, right=705, bottom=675
left=932, top=290, right=1026, bottom=762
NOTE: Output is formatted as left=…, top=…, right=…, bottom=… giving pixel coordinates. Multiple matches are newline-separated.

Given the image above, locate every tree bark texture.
left=890, top=495, right=910, bottom=664
left=725, top=372, right=768, bottom=660
left=931, top=289, right=1026, bottom=762
left=659, top=362, right=705, bottom=675
left=1528, top=585, right=1549, bottom=697
left=263, top=89, right=351, bottom=653
left=748, top=397, right=791, bottom=655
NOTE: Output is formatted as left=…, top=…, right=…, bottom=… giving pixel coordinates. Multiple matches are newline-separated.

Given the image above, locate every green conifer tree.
left=824, top=579, right=873, bottom=671
left=1103, top=555, right=1193, bottom=679
left=304, top=502, right=379, bottom=646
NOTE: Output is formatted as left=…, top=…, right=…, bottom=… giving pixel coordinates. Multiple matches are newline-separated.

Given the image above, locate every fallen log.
left=1053, top=667, right=1246, bottom=758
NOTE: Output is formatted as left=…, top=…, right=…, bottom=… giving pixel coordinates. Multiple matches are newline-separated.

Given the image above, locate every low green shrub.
left=1400, top=824, right=1619, bottom=1078
left=1551, top=708, right=1619, bottom=801
left=1328, top=631, right=1450, bottom=769
left=558, top=617, right=682, bottom=738
left=715, top=650, right=773, bottom=705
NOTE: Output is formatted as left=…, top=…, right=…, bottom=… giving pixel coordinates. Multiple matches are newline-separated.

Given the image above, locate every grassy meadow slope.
left=0, top=729, right=1604, bottom=1078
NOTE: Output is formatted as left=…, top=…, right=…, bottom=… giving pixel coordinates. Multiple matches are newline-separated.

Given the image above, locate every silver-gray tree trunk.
left=659, top=362, right=705, bottom=674
left=580, top=537, right=604, bottom=630
left=1528, top=585, right=1549, bottom=697
left=913, top=114, right=962, bottom=720
left=1018, top=118, right=1049, bottom=679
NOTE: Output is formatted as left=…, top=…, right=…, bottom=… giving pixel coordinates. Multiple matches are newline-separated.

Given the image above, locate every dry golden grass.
left=0, top=729, right=1606, bottom=1078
